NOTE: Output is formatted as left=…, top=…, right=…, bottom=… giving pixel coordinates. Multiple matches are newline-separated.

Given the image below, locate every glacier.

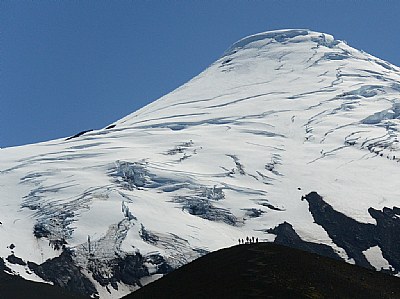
left=1, top=29, right=400, bottom=297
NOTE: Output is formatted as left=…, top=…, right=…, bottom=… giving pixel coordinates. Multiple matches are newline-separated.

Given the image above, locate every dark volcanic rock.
left=105, top=124, right=116, bottom=129
left=305, top=191, right=376, bottom=269
left=145, top=254, right=173, bottom=275
left=117, top=254, right=149, bottom=286
left=0, top=257, right=87, bottom=299
left=268, top=221, right=342, bottom=261
left=28, top=250, right=98, bottom=298
left=0, top=257, right=12, bottom=273
left=65, top=130, right=93, bottom=141
left=369, top=206, right=400, bottom=272
left=6, top=254, right=26, bottom=266
left=305, top=191, right=400, bottom=273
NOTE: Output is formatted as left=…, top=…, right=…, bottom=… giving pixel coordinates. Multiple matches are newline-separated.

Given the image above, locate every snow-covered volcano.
left=2, top=29, right=400, bottom=298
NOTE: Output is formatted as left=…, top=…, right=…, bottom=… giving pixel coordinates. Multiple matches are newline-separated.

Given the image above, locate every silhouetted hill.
left=0, top=259, right=88, bottom=299
left=127, top=243, right=400, bottom=299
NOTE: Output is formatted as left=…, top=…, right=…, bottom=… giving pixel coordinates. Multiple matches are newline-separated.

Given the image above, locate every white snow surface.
left=1, top=29, right=400, bottom=297
left=363, top=246, right=391, bottom=271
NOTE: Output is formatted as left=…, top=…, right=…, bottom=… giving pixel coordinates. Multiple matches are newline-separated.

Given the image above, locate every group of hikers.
left=238, top=236, right=258, bottom=245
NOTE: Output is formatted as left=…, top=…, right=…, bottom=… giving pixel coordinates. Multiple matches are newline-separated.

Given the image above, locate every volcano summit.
left=1, top=29, right=400, bottom=298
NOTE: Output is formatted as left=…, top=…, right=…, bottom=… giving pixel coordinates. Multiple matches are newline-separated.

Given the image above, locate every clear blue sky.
left=1, top=1, right=399, bottom=147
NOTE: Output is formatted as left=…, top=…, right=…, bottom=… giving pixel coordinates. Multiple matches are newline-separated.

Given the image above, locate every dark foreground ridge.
left=0, top=258, right=88, bottom=299
left=127, top=242, right=400, bottom=299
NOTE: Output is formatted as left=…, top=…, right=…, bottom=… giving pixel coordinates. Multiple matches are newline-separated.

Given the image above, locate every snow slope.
left=1, top=29, right=400, bottom=297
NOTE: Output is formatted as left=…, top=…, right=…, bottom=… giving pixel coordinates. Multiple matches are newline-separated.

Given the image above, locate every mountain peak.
left=223, top=29, right=339, bottom=56
left=115, top=28, right=398, bottom=128
left=2, top=29, right=400, bottom=298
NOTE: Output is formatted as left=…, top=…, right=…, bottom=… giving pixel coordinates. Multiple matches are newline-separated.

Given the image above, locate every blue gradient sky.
left=1, top=1, right=399, bottom=147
